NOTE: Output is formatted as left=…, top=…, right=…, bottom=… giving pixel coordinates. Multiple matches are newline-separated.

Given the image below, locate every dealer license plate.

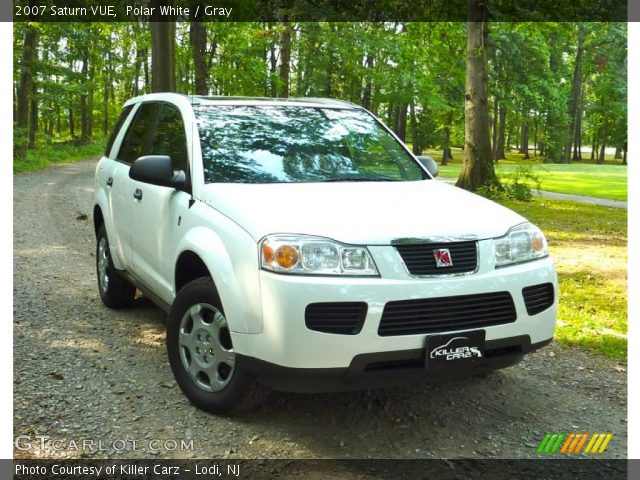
left=425, top=330, right=485, bottom=369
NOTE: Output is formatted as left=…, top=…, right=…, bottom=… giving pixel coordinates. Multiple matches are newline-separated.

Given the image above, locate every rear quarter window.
left=105, top=105, right=133, bottom=158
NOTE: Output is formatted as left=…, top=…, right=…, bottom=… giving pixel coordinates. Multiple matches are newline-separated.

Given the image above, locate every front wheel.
left=96, top=225, right=136, bottom=308
left=167, top=277, right=260, bottom=413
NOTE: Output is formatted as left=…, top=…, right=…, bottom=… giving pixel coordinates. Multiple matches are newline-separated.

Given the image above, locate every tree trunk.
left=623, top=142, right=627, bottom=165
left=456, top=1, right=499, bottom=191
left=393, top=103, right=408, bottom=142
left=614, top=146, right=622, bottom=159
left=572, top=89, right=583, bottom=160
left=491, top=97, right=498, bottom=159
left=598, top=121, right=607, bottom=164
left=591, top=137, right=597, bottom=162
left=519, top=112, right=530, bottom=159
left=80, top=48, right=90, bottom=143
left=133, top=47, right=143, bottom=96
left=87, top=59, right=95, bottom=139
left=28, top=94, right=38, bottom=149
left=493, top=105, right=507, bottom=160
left=269, top=42, right=278, bottom=97
left=294, top=32, right=303, bottom=97
left=562, top=24, right=584, bottom=163
left=46, top=101, right=53, bottom=136
left=103, top=75, right=109, bottom=135
left=362, top=54, right=374, bottom=110
left=13, top=84, right=17, bottom=121
left=324, top=26, right=335, bottom=97
left=143, top=48, right=150, bottom=93
left=533, top=115, right=538, bottom=159
left=409, top=99, right=420, bottom=154
left=151, top=21, right=176, bottom=92
left=278, top=21, right=292, bottom=98
left=15, top=23, right=38, bottom=160
left=442, top=112, right=453, bottom=165
left=103, top=41, right=112, bottom=135
left=190, top=21, right=208, bottom=95
left=68, top=107, right=75, bottom=138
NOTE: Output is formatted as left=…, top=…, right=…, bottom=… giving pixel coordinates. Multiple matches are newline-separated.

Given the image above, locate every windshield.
left=194, top=105, right=426, bottom=183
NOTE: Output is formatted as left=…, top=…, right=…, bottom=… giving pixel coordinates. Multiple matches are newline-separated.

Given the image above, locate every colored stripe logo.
left=537, top=433, right=613, bottom=454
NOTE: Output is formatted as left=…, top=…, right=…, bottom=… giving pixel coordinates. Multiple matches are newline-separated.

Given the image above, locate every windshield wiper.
left=319, top=176, right=399, bottom=182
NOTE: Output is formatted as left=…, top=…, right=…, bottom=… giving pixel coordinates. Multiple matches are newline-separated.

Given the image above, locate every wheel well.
left=93, top=206, right=104, bottom=234
left=175, top=251, right=211, bottom=293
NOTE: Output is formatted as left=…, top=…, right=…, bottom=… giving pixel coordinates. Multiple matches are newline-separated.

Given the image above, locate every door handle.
left=106, top=177, right=113, bottom=187
left=133, top=188, right=143, bottom=200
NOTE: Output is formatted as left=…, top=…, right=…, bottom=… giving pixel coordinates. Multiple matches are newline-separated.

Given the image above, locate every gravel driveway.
left=13, top=159, right=627, bottom=460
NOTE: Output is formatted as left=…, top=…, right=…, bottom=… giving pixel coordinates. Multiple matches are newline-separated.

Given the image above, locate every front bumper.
left=230, top=254, right=557, bottom=371
left=240, top=336, right=551, bottom=392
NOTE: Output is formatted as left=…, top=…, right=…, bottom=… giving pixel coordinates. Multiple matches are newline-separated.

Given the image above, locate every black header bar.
left=10, top=0, right=629, bottom=22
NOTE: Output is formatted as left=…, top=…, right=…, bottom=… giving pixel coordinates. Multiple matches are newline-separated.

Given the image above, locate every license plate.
left=425, top=330, right=486, bottom=369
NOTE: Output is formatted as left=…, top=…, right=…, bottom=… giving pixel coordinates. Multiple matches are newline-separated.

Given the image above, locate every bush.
left=476, top=183, right=506, bottom=200
left=502, top=165, right=541, bottom=201
left=476, top=165, right=541, bottom=202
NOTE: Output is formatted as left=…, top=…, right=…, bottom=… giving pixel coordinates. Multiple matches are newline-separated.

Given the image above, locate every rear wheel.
left=167, top=277, right=261, bottom=413
left=96, top=225, right=136, bottom=308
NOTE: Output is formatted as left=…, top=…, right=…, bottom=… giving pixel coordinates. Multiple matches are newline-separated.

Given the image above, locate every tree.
left=278, top=21, right=293, bottom=97
left=456, top=1, right=499, bottom=191
left=562, top=24, right=585, bottom=163
left=15, top=22, right=38, bottom=160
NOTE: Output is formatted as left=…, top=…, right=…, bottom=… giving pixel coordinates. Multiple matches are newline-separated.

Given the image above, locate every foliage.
left=501, top=165, right=540, bottom=201
left=13, top=21, right=627, bottom=182
left=476, top=165, right=539, bottom=201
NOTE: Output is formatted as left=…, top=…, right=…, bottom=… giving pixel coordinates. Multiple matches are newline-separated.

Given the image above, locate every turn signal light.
left=275, top=245, right=299, bottom=269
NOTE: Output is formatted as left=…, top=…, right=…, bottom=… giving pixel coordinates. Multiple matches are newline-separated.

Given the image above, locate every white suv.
left=93, top=93, right=557, bottom=413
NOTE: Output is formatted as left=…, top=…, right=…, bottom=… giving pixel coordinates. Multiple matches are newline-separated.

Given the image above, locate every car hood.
left=198, top=180, right=527, bottom=245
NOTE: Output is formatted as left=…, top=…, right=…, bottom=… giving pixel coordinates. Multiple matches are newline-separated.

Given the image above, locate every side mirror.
left=416, top=155, right=439, bottom=178
left=129, top=155, right=188, bottom=191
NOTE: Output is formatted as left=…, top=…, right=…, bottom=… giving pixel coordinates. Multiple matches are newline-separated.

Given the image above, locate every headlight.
left=260, top=235, right=379, bottom=276
left=494, top=223, right=548, bottom=267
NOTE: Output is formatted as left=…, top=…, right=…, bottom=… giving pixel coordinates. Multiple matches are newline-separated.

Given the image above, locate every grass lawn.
left=14, top=140, right=106, bottom=173
left=500, top=198, right=627, bottom=361
left=424, top=148, right=627, bottom=201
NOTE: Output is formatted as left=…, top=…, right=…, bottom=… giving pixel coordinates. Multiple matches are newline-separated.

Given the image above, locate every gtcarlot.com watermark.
left=15, top=435, right=194, bottom=454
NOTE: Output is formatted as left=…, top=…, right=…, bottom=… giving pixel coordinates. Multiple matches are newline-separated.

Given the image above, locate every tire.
left=96, top=225, right=136, bottom=308
left=167, top=277, right=262, bottom=414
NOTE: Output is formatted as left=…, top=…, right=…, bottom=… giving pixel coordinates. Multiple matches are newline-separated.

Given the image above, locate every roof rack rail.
left=290, top=97, right=360, bottom=108
left=187, top=95, right=360, bottom=108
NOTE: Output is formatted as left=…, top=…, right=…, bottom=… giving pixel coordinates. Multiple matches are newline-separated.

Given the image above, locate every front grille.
left=522, top=283, right=555, bottom=315
left=395, top=241, right=477, bottom=275
left=305, top=302, right=367, bottom=335
left=378, top=291, right=516, bottom=336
